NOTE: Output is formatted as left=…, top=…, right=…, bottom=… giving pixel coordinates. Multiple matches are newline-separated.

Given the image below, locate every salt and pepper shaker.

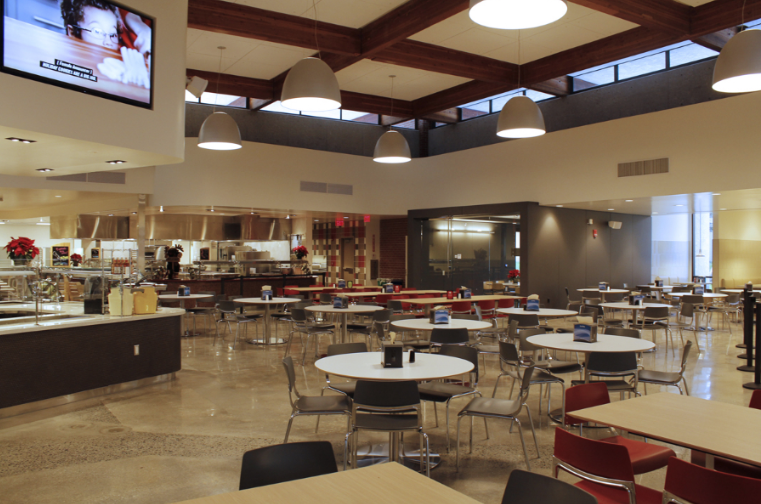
left=409, top=349, right=416, bottom=363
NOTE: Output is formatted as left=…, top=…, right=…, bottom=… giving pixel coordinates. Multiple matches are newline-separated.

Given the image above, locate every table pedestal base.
left=354, top=442, right=440, bottom=471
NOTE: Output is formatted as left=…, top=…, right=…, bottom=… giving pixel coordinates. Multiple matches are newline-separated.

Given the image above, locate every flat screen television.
left=1, top=0, right=154, bottom=108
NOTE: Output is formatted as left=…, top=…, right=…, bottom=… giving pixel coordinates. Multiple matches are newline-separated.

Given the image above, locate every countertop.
left=0, top=302, right=185, bottom=335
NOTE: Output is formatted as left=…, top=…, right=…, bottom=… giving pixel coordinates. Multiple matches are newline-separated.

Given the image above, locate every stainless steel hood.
left=51, top=214, right=292, bottom=241
left=50, top=215, right=130, bottom=240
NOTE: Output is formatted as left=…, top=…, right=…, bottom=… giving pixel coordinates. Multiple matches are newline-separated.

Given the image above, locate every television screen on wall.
left=1, top=0, right=154, bottom=108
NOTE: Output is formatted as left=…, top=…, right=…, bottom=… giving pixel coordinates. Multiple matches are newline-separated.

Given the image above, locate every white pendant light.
left=496, top=31, right=546, bottom=138
left=469, top=0, right=567, bottom=30
left=712, top=29, right=761, bottom=93
left=281, top=57, right=342, bottom=112
left=198, top=47, right=242, bottom=151
left=374, top=76, right=411, bottom=164
left=280, top=1, right=341, bottom=112
left=496, top=95, right=546, bottom=138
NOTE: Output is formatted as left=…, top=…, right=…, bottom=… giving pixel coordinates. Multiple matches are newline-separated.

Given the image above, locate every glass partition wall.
left=418, top=215, right=520, bottom=294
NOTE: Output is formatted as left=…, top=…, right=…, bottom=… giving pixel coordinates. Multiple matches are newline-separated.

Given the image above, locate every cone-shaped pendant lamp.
left=198, top=47, right=242, bottom=151
left=469, top=0, right=567, bottom=30
left=496, top=96, right=546, bottom=138
left=374, top=130, right=411, bottom=164
left=281, top=57, right=342, bottom=112
left=374, top=76, right=411, bottom=164
left=712, top=29, right=761, bottom=93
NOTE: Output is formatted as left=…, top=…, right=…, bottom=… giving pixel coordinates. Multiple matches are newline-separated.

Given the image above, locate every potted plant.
left=165, top=244, right=184, bottom=279
left=291, top=245, right=309, bottom=275
left=5, top=237, right=41, bottom=266
left=508, top=269, right=520, bottom=284
left=70, top=253, right=83, bottom=267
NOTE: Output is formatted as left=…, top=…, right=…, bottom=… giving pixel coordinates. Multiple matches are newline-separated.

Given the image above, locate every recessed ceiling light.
left=720, top=208, right=727, bottom=210
left=55, top=195, right=62, bottom=198
left=36, top=218, right=50, bottom=226
left=674, top=204, right=684, bottom=207
left=6, top=137, right=36, bottom=143
left=556, top=205, right=563, bottom=207
left=159, top=206, right=164, bottom=212
left=625, top=200, right=633, bottom=202
left=343, top=216, right=348, bottom=219
left=652, top=212, right=659, bottom=215
left=36, top=168, right=53, bottom=172
left=712, top=193, right=721, bottom=196
left=108, top=214, right=114, bottom=216
left=208, top=208, right=215, bottom=212
left=608, top=208, right=615, bottom=211
left=314, top=219, right=319, bottom=222
left=106, top=160, right=126, bottom=165
left=132, top=212, right=137, bottom=215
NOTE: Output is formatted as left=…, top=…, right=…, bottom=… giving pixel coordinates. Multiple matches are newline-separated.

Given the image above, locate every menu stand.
left=738, top=291, right=755, bottom=370
left=743, top=303, right=761, bottom=389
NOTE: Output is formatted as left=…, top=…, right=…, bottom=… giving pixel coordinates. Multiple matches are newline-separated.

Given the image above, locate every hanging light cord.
left=742, top=0, right=747, bottom=25
left=517, top=29, right=521, bottom=88
left=389, top=76, right=395, bottom=123
left=312, top=0, right=321, bottom=59
left=213, top=47, right=223, bottom=112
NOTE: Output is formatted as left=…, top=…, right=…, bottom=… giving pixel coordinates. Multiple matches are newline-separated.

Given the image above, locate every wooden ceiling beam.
left=692, top=27, right=739, bottom=52
left=691, top=0, right=761, bottom=38
left=361, top=0, right=470, bottom=56
left=412, top=80, right=518, bottom=117
left=339, top=92, right=414, bottom=117
left=187, top=0, right=361, bottom=55
left=372, top=40, right=519, bottom=83
left=422, top=109, right=460, bottom=124
left=186, top=69, right=274, bottom=100
left=569, top=0, right=691, bottom=34
left=381, top=115, right=414, bottom=126
left=527, top=76, right=572, bottom=96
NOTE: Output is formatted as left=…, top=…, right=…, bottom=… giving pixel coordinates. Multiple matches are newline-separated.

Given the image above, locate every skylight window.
left=200, top=93, right=246, bottom=108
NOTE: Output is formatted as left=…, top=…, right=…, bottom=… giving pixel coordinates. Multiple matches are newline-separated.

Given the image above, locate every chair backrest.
left=580, top=306, right=601, bottom=321
left=726, top=293, right=741, bottom=304
left=498, top=298, right=515, bottom=308
left=239, top=441, right=338, bottom=490
left=679, top=340, right=693, bottom=373
left=643, top=306, right=669, bottom=319
left=373, top=309, right=391, bottom=322
left=680, top=302, right=694, bottom=317
left=507, top=319, right=520, bottom=340
left=228, top=295, right=242, bottom=301
left=451, top=301, right=472, bottom=313
left=387, top=300, right=404, bottom=313
left=452, top=313, right=479, bottom=320
left=564, top=382, right=609, bottom=426
left=554, top=427, right=635, bottom=483
left=217, top=300, right=238, bottom=313
left=586, top=352, right=638, bottom=374
left=750, top=389, right=761, bottom=410
left=438, top=344, right=479, bottom=383
left=508, top=313, right=539, bottom=328
left=478, top=300, right=495, bottom=310
left=663, top=456, right=761, bottom=504
left=319, top=293, right=333, bottom=303
left=501, top=469, right=598, bottom=504
left=290, top=308, right=307, bottom=322
left=430, top=327, right=469, bottom=345
left=673, top=286, right=691, bottom=293
left=499, top=340, right=521, bottom=365
left=327, top=342, right=367, bottom=356
left=353, top=380, right=419, bottom=408
left=682, top=294, right=704, bottom=304
left=282, top=356, right=298, bottom=398
left=603, top=327, right=640, bottom=339
left=518, top=328, right=546, bottom=353
left=389, top=313, right=416, bottom=322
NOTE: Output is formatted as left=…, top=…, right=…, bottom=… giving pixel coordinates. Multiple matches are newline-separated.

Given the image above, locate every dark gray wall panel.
left=585, top=210, right=612, bottom=288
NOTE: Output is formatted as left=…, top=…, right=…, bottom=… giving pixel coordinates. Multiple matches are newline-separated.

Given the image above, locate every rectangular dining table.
left=570, top=392, right=761, bottom=469
left=171, top=462, right=481, bottom=504
left=404, top=294, right=524, bottom=315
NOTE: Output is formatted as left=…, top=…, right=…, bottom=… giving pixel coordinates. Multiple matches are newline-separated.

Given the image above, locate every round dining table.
left=306, top=304, right=385, bottom=343
left=526, top=332, right=655, bottom=353
left=577, top=288, right=629, bottom=302
left=390, top=318, right=492, bottom=332
left=159, top=293, right=214, bottom=337
left=665, top=292, right=727, bottom=330
left=496, top=307, right=578, bottom=317
left=599, top=301, right=671, bottom=326
left=234, top=297, right=301, bottom=345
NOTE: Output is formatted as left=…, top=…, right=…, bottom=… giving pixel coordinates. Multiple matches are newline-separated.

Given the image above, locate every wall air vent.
left=618, top=158, right=669, bottom=177
left=46, top=172, right=126, bottom=184
left=300, top=181, right=353, bottom=196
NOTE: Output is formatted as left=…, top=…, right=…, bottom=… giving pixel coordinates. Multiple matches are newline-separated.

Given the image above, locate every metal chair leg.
left=515, top=418, right=531, bottom=471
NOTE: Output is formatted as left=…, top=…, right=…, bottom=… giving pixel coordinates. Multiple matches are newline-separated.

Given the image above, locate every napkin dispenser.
left=177, top=285, right=190, bottom=296
left=654, top=278, right=663, bottom=287
left=262, top=290, right=273, bottom=301
left=382, top=343, right=404, bottom=368
left=338, top=279, right=346, bottom=288
left=384, top=283, right=394, bottom=293
left=573, top=322, right=598, bottom=343
left=628, top=294, right=644, bottom=306
left=333, top=296, right=348, bottom=309
left=431, top=309, right=450, bottom=324
left=693, top=286, right=705, bottom=295
left=462, top=289, right=472, bottom=299
left=524, top=299, right=540, bottom=311
left=598, top=282, right=609, bottom=291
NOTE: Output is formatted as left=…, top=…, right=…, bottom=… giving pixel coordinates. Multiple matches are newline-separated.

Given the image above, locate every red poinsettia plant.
left=70, top=253, right=83, bottom=265
left=507, top=269, right=520, bottom=280
left=5, top=237, right=40, bottom=260
left=292, top=245, right=309, bottom=260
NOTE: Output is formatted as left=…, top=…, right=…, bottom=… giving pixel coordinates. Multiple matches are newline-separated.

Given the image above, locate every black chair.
left=239, top=441, right=337, bottom=490
left=501, top=468, right=598, bottom=504
left=571, top=352, right=639, bottom=399
left=430, top=327, right=470, bottom=346
left=322, top=342, right=367, bottom=398
left=418, top=344, right=481, bottom=452
left=345, top=380, right=430, bottom=476
left=347, top=309, right=390, bottom=349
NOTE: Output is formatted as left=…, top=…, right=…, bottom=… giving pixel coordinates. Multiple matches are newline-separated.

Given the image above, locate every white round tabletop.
left=496, top=307, right=578, bottom=317
left=234, top=297, right=301, bottom=304
left=315, top=352, right=474, bottom=381
left=158, top=294, right=214, bottom=300
left=667, top=292, right=727, bottom=299
left=720, top=289, right=761, bottom=294
left=527, top=333, right=655, bottom=353
left=636, top=285, right=674, bottom=290
left=578, top=288, right=630, bottom=294
left=306, top=305, right=385, bottom=314
left=600, top=302, right=672, bottom=310
left=391, top=319, right=492, bottom=331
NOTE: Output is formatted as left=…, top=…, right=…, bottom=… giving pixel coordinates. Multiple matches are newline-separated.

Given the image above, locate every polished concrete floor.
left=0, top=312, right=757, bottom=503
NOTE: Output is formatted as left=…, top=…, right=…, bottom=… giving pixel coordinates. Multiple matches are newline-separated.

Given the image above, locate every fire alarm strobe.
left=593, top=229, right=598, bottom=239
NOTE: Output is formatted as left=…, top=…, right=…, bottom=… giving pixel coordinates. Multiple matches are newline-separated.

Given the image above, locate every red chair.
left=553, top=427, right=662, bottom=504
left=690, top=389, right=761, bottom=479
left=284, top=289, right=300, bottom=296
left=663, top=456, right=761, bottom=504
left=478, top=300, right=496, bottom=319
left=452, top=301, right=472, bottom=314
left=564, top=383, right=675, bottom=475
left=375, top=294, right=392, bottom=306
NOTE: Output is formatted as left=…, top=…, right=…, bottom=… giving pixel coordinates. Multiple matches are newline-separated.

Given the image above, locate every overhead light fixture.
left=374, top=76, right=412, bottom=164
left=696, top=213, right=705, bottom=258
left=314, top=219, right=319, bottom=222
left=36, top=168, right=53, bottom=172
left=108, top=214, right=114, bottom=216
left=469, top=0, right=567, bottom=30
left=712, top=29, right=761, bottom=93
left=55, top=195, right=62, bottom=198
left=720, top=208, right=728, bottom=211
left=652, top=212, right=659, bottom=215
left=712, top=193, right=721, bottom=196
left=36, top=218, right=50, bottom=226
left=625, top=199, right=633, bottom=202
left=343, top=216, right=348, bottom=219
left=556, top=205, right=563, bottom=207
left=496, top=32, right=546, bottom=139
left=186, top=75, right=209, bottom=99
left=286, top=214, right=290, bottom=219
left=6, top=137, right=36, bottom=143
left=281, top=3, right=341, bottom=112
left=198, top=47, right=242, bottom=151
left=132, top=212, right=137, bottom=215
left=208, top=206, right=216, bottom=212
left=0, top=221, right=5, bottom=225
left=160, top=206, right=164, bottom=212
left=608, top=208, right=615, bottom=211
left=106, top=160, right=126, bottom=165
left=674, top=204, right=684, bottom=207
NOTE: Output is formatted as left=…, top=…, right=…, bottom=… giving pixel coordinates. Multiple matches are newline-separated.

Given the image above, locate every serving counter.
left=159, top=274, right=322, bottom=302
left=0, top=302, right=184, bottom=416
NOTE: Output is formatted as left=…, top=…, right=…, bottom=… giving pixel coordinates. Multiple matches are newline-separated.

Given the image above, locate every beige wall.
left=155, top=90, right=761, bottom=215
left=714, top=209, right=761, bottom=287
left=0, top=0, right=187, bottom=163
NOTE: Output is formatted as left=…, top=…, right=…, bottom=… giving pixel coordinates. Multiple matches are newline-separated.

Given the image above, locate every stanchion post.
left=738, top=290, right=755, bottom=372
left=743, top=302, right=761, bottom=389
